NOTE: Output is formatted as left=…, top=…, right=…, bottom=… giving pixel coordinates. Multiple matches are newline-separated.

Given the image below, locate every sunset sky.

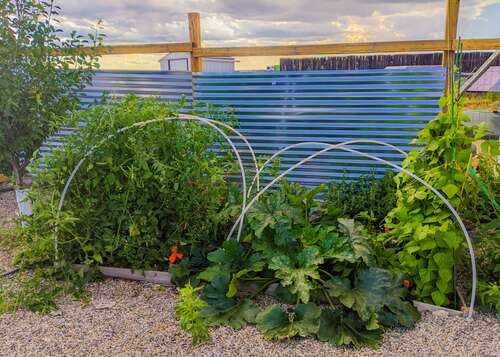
left=57, top=0, right=500, bottom=70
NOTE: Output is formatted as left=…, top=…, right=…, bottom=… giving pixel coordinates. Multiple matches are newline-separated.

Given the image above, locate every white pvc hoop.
left=247, top=140, right=409, bottom=197
left=227, top=140, right=476, bottom=318
left=54, top=114, right=255, bottom=260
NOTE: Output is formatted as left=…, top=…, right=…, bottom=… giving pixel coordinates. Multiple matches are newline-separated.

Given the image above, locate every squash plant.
left=175, top=183, right=420, bottom=347
left=384, top=96, right=488, bottom=306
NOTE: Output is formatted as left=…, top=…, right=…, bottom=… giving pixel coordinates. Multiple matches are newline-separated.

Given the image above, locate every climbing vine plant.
left=384, top=96, right=487, bottom=306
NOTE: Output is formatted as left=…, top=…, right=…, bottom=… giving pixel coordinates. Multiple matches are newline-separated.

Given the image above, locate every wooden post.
left=188, top=12, right=202, bottom=72
left=442, top=0, right=460, bottom=96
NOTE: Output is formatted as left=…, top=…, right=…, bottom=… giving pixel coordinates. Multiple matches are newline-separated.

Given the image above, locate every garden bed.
left=75, top=263, right=464, bottom=317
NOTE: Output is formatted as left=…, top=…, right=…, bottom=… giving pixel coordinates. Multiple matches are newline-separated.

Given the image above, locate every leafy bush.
left=0, top=0, right=103, bottom=186
left=323, top=173, right=396, bottom=233
left=176, top=183, right=419, bottom=347
left=16, top=96, right=237, bottom=270
left=384, top=96, right=496, bottom=306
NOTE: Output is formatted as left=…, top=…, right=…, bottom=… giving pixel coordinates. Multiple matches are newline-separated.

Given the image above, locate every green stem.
left=319, top=268, right=335, bottom=280
left=322, top=287, right=335, bottom=309
left=249, top=279, right=278, bottom=300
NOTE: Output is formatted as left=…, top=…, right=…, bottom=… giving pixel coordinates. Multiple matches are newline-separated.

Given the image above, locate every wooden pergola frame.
left=76, top=0, right=499, bottom=95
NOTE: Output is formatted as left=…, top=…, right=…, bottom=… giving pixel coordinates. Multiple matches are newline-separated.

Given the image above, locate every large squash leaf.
left=246, top=191, right=302, bottom=246
left=268, top=247, right=324, bottom=303
left=325, top=268, right=419, bottom=329
left=317, top=308, right=382, bottom=347
left=256, top=303, right=321, bottom=340
left=200, top=274, right=259, bottom=329
left=337, top=218, right=375, bottom=266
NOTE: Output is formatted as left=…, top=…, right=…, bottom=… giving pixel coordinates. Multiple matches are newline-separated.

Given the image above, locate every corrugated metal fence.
left=41, top=68, right=445, bottom=186
left=194, top=68, right=444, bottom=185
left=40, top=71, right=193, bottom=161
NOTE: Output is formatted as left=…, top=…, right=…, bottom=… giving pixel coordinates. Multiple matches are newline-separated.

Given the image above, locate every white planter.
left=15, top=189, right=33, bottom=216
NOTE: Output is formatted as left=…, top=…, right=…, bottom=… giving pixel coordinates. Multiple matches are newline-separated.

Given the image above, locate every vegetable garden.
left=1, top=0, right=499, bottom=352
left=3, top=89, right=497, bottom=347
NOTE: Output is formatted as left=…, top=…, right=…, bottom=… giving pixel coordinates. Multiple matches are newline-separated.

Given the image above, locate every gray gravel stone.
left=0, top=279, right=498, bottom=357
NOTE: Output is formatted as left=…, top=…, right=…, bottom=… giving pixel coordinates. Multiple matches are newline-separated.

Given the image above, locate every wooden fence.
left=280, top=52, right=500, bottom=73
left=70, top=1, right=500, bottom=96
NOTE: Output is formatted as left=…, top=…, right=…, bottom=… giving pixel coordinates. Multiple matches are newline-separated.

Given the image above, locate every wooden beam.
left=188, top=12, right=202, bottom=72
left=443, top=0, right=460, bottom=96
left=61, top=37, right=500, bottom=58
left=193, top=40, right=448, bottom=57
left=459, top=38, right=500, bottom=51
left=68, top=42, right=192, bottom=55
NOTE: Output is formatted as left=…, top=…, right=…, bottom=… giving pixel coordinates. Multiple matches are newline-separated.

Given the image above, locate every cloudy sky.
left=57, top=0, right=500, bottom=70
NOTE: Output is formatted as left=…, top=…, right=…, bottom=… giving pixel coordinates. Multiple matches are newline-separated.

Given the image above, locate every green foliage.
left=200, top=274, right=259, bottom=328
left=180, top=183, right=420, bottom=348
left=317, top=308, right=382, bottom=348
left=477, top=282, right=500, bottom=315
left=256, top=303, right=321, bottom=340
left=174, top=283, right=210, bottom=346
left=17, top=96, right=237, bottom=270
left=0, top=264, right=94, bottom=314
left=325, top=268, right=419, bottom=330
left=324, top=173, right=397, bottom=232
left=0, top=0, right=103, bottom=185
left=384, top=96, right=490, bottom=306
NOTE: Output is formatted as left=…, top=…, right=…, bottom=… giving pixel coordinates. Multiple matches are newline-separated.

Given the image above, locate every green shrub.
left=0, top=0, right=102, bottom=186
left=323, top=173, right=396, bottom=233
left=175, top=183, right=420, bottom=348
left=16, top=96, right=237, bottom=270
left=384, top=96, right=494, bottom=306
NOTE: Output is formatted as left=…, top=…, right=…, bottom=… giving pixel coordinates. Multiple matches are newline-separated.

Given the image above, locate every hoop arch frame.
left=54, top=114, right=258, bottom=260
left=227, top=140, right=477, bottom=318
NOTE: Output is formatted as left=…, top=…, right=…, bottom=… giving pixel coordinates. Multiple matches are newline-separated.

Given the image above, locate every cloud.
left=54, top=0, right=500, bottom=46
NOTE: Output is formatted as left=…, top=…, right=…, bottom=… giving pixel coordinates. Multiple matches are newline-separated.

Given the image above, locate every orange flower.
left=384, top=226, right=391, bottom=233
left=402, top=278, right=411, bottom=289
left=169, top=245, right=184, bottom=264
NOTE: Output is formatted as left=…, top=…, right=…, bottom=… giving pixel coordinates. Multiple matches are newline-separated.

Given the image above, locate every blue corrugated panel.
left=39, top=70, right=192, bottom=162
left=39, top=68, right=444, bottom=187
left=194, top=68, right=444, bottom=186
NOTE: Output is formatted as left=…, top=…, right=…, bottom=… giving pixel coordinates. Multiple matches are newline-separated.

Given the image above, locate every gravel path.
left=0, top=190, right=17, bottom=272
left=0, top=189, right=17, bottom=227
left=0, top=279, right=499, bottom=357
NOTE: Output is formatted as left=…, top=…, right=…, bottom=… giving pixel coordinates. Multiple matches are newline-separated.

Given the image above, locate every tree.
left=0, top=0, right=103, bottom=186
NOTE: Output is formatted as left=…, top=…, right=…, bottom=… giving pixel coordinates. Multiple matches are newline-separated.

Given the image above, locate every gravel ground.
left=0, top=279, right=499, bottom=357
left=0, top=190, right=17, bottom=272
left=0, top=189, right=17, bottom=227
left=1, top=190, right=499, bottom=356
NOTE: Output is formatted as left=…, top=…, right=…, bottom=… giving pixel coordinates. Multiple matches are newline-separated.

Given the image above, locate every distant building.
left=159, top=52, right=236, bottom=72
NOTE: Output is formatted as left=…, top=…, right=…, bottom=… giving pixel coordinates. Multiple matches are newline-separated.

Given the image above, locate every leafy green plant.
left=324, top=173, right=397, bottom=232
left=174, top=283, right=210, bottom=346
left=0, top=0, right=103, bottom=185
left=384, top=96, right=491, bottom=306
left=176, top=183, right=419, bottom=348
left=0, top=263, right=95, bottom=314
left=16, top=96, right=237, bottom=271
left=477, top=282, right=500, bottom=315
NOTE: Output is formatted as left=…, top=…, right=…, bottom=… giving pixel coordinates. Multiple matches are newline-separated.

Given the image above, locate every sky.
left=56, top=0, right=500, bottom=70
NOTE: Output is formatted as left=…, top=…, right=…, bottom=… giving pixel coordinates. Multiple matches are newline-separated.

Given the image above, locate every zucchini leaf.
left=256, top=303, right=321, bottom=340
